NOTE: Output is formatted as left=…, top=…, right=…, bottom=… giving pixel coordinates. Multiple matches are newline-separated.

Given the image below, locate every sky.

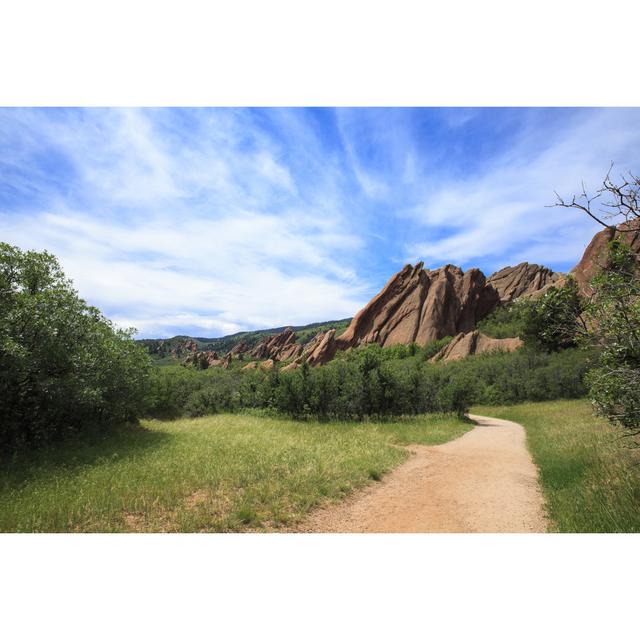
left=1, top=107, right=639, bottom=338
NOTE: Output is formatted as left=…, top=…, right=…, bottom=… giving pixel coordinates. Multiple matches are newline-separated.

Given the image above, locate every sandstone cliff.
left=171, top=338, right=198, bottom=358
left=228, top=341, right=249, bottom=357
left=335, top=262, right=500, bottom=350
left=249, top=327, right=304, bottom=362
left=242, top=359, right=275, bottom=371
left=571, top=220, right=640, bottom=295
left=183, top=350, right=219, bottom=368
left=304, top=329, right=339, bottom=366
left=430, top=331, right=523, bottom=363
left=487, top=262, right=562, bottom=302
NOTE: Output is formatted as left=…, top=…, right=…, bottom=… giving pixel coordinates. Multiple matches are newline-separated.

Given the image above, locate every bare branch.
left=550, top=165, right=639, bottom=231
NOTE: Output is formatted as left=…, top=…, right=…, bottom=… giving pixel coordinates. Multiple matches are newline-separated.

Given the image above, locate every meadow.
left=0, top=413, right=471, bottom=533
left=475, top=399, right=640, bottom=533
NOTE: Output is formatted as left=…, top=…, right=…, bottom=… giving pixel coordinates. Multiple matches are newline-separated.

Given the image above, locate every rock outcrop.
left=249, top=327, right=303, bottom=362
left=183, top=350, right=233, bottom=369
left=430, top=331, right=523, bottom=363
left=171, top=338, right=199, bottom=358
left=304, top=329, right=339, bottom=366
left=487, top=262, right=562, bottom=303
left=228, top=341, right=249, bottom=358
left=571, top=220, right=640, bottom=295
left=184, top=350, right=219, bottom=369
left=335, top=263, right=500, bottom=350
left=242, top=359, right=275, bottom=371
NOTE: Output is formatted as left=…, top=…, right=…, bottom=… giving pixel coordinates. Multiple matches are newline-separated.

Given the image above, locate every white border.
left=1, top=533, right=638, bottom=639
left=1, top=0, right=639, bottom=106
left=1, top=1, right=638, bottom=637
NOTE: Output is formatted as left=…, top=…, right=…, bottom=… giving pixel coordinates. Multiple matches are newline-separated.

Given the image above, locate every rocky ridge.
left=249, top=327, right=304, bottom=362
left=181, top=222, right=638, bottom=370
left=487, top=262, right=562, bottom=302
left=171, top=339, right=199, bottom=358
left=228, top=341, right=249, bottom=358
left=184, top=350, right=220, bottom=369
left=570, top=219, right=640, bottom=295
left=335, top=263, right=500, bottom=350
left=430, top=331, right=523, bottom=363
left=239, top=261, right=547, bottom=369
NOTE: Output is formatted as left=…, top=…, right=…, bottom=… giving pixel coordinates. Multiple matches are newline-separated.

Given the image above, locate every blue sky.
left=1, top=107, right=639, bottom=338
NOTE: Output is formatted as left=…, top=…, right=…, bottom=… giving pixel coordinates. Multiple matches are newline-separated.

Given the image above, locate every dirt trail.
left=299, top=414, right=547, bottom=533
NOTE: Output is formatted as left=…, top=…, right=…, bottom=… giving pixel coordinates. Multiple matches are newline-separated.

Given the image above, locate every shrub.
left=477, top=300, right=533, bottom=339
left=184, top=387, right=221, bottom=417
left=142, top=336, right=594, bottom=421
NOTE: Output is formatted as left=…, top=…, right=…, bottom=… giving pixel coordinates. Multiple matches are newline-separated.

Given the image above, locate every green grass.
left=474, top=399, right=640, bottom=532
left=0, top=413, right=470, bottom=533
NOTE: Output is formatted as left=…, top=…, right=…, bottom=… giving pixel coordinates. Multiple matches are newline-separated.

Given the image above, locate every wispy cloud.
left=0, top=108, right=369, bottom=336
left=403, top=108, right=640, bottom=271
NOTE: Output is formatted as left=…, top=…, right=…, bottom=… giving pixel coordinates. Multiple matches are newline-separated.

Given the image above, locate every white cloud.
left=2, top=207, right=368, bottom=337
left=405, top=109, right=640, bottom=271
left=0, top=108, right=370, bottom=337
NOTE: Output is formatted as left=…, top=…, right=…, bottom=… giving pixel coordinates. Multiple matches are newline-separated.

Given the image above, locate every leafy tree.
left=585, top=241, right=640, bottom=435
left=0, top=243, right=151, bottom=449
left=477, top=299, right=534, bottom=339
left=522, top=278, right=585, bottom=352
left=553, top=168, right=640, bottom=434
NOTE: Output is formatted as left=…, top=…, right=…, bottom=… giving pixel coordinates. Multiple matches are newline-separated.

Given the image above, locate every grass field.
left=0, top=413, right=471, bottom=533
left=474, top=399, right=640, bottom=533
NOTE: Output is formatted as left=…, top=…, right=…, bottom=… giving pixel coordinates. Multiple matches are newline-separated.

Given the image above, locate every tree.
left=522, top=277, right=586, bottom=352
left=0, top=243, right=151, bottom=449
left=553, top=168, right=640, bottom=435
left=584, top=241, right=640, bottom=435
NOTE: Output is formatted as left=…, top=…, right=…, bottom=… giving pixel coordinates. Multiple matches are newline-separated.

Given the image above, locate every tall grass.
left=474, top=399, right=640, bottom=532
left=0, top=413, right=470, bottom=533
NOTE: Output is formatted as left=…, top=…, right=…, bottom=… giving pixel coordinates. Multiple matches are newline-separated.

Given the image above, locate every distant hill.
left=137, top=318, right=352, bottom=364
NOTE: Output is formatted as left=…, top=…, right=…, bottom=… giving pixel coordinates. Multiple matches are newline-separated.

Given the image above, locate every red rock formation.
left=249, top=327, right=303, bottom=361
left=487, top=263, right=562, bottom=303
left=335, top=263, right=500, bottom=350
left=171, top=338, right=199, bottom=358
left=430, top=331, right=523, bottom=363
left=571, top=220, right=640, bottom=295
left=304, top=329, right=339, bottom=366
left=228, top=341, right=249, bottom=357
left=242, top=358, right=275, bottom=371
left=183, top=350, right=219, bottom=369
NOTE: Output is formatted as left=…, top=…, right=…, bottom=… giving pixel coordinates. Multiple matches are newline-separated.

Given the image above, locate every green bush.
left=440, top=347, right=593, bottom=405
left=477, top=300, right=533, bottom=338
left=142, top=341, right=594, bottom=422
